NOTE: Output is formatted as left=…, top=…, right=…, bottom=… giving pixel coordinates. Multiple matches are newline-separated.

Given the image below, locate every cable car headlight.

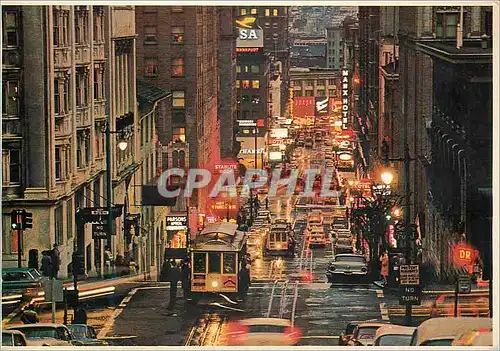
left=211, top=280, right=219, bottom=288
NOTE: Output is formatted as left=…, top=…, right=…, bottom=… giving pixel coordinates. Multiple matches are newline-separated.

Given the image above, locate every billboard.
left=293, top=97, right=315, bottom=118
left=341, top=69, right=350, bottom=130
left=270, top=128, right=288, bottom=139
left=315, top=96, right=329, bottom=116
left=236, top=16, right=263, bottom=48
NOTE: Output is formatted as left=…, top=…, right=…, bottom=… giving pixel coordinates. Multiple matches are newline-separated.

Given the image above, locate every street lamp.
left=381, top=170, right=394, bottom=185
left=117, top=139, right=128, bottom=151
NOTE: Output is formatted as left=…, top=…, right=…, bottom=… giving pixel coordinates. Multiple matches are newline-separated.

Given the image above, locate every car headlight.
left=361, top=267, right=367, bottom=272
left=329, top=265, right=336, bottom=271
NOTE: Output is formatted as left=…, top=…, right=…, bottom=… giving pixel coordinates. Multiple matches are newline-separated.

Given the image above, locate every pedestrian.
left=238, top=265, right=250, bottom=300
left=265, top=197, right=269, bottom=210
left=50, top=244, right=61, bottom=279
left=104, top=246, right=113, bottom=278
left=160, top=258, right=171, bottom=282
left=181, top=258, right=190, bottom=300
left=40, top=251, right=52, bottom=277
left=430, top=302, right=440, bottom=318
left=380, top=251, right=389, bottom=287
left=73, top=305, right=88, bottom=324
left=20, top=304, right=39, bottom=324
left=167, top=261, right=180, bottom=309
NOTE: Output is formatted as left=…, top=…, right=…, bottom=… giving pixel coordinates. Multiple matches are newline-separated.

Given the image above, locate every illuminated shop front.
left=166, top=215, right=188, bottom=248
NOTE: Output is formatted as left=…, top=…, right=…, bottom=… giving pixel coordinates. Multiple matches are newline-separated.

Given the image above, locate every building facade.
left=326, top=26, right=343, bottom=70
left=290, top=68, right=340, bottom=98
left=2, top=5, right=143, bottom=278
left=135, top=6, right=221, bottom=226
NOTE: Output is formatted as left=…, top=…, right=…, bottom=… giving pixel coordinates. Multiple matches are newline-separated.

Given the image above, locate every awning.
left=163, top=248, right=188, bottom=259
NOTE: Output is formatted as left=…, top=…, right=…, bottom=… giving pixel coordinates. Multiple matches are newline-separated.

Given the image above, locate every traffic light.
left=11, top=210, right=22, bottom=230
left=65, top=289, right=79, bottom=308
left=22, top=211, right=33, bottom=230
left=72, top=252, right=85, bottom=276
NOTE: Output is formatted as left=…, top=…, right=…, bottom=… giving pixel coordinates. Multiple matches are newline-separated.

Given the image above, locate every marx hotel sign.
left=342, top=70, right=350, bottom=130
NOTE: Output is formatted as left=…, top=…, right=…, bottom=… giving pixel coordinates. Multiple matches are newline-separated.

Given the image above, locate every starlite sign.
left=341, top=69, right=350, bottom=130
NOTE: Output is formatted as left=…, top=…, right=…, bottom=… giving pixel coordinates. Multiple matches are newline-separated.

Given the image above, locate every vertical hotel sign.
left=288, top=87, right=294, bottom=118
left=342, top=69, right=350, bottom=130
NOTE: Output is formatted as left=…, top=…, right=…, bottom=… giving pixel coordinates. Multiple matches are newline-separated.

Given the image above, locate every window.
left=273, top=9, right=279, bottom=16
left=74, top=9, right=89, bottom=44
left=436, top=12, right=460, bottom=38
left=173, top=127, right=185, bottom=142
left=305, top=90, right=313, bottom=97
left=236, top=65, right=241, bottom=73
left=3, top=81, right=19, bottom=116
left=250, top=8, right=257, bottom=15
left=484, top=9, right=492, bottom=36
left=273, top=33, right=279, bottom=39
left=329, top=89, right=336, bottom=96
left=171, top=6, right=183, bottom=13
left=172, top=110, right=185, bottom=124
left=144, top=25, right=157, bottom=44
left=294, top=91, right=302, bottom=97
left=235, top=80, right=240, bottom=88
left=193, top=253, right=206, bottom=273
left=65, top=145, right=72, bottom=175
left=76, top=131, right=84, bottom=168
left=2, top=149, right=21, bottom=185
left=240, top=9, right=247, bottom=16
left=252, top=80, right=260, bottom=89
left=53, top=9, right=69, bottom=46
left=93, top=6, right=105, bottom=42
left=172, top=26, right=184, bottom=44
left=265, top=22, right=271, bottom=28
left=273, top=22, right=278, bottom=29
left=84, top=134, right=90, bottom=165
left=252, top=95, right=260, bottom=104
left=242, top=110, right=250, bottom=119
left=172, top=90, right=185, bottom=108
left=242, top=80, right=251, bottom=88
left=54, top=205, right=63, bottom=245
left=208, top=252, right=221, bottom=273
left=143, top=6, right=157, bottom=13
left=317, top=89, right=325, bottom=96
left=329, top=79, right=336, bottom=85
left=171, top=58, right=184, bottom=77
left=94, top=64, right=105, bottom=100
left=3, top=11, right=19, bottom=46
left=252, top=111, right=259, bottom=119
left=145, top=58, right=158, bottom=77
left=265, top=9, right=270, bottom=16
left=66, top=198, right=73, bottom=239
left=76, top=69, right=89, bottom=107
left=223, top=253, right=236, bottom=274
left=241, top=95, right=250, bottom=103
left=251, top=65, right=259, bottom=73
left=55, top=147, right=62, bottom=181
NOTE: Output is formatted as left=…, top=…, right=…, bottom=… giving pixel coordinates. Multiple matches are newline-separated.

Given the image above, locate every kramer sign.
left=341, top=69, right=350, bottom=130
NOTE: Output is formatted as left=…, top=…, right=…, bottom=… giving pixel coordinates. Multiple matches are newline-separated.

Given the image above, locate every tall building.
left=326, top=26, right=343, bottom=69
left=135, top=6, right=222, bottom=232
left=2, top=5, right=148, bottom=278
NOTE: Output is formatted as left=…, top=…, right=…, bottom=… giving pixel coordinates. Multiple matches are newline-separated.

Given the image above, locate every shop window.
left=172, top=26, right=184, bottom=44
left=172, top=91, right=185, bottom=108
left=144, top=25, right=157, bottom=44
left=208, top=252, right=221, bottom=273
left=171, top=58, right=184, bottom=77
left=252, top=80, right=260, bottom=89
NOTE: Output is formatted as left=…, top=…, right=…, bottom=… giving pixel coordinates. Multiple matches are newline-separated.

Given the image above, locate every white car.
left=6, top=324, right=83, bottom=346
left=225, top=318, right=301, bottom=346
left=374, top=325, right=416, bottom=346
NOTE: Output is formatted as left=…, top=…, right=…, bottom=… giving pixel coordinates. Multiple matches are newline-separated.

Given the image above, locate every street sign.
left=399, top=264, right=420, bottom=285
left=399, top=285, right=421, bottom=305
left=91, top=209, right=109, bottom=216
left=458, top=274, right=472, bottom=294
left=92, top=223, right=108, bottom=239
left=43, top=280, right=64, bottom=302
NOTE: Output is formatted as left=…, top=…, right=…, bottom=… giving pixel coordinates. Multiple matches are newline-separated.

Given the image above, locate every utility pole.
left=105, top=122, right=113, bottom=248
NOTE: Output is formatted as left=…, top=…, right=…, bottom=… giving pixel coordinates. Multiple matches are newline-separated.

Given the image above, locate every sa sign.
left=239, top=29, right=259, bottom=40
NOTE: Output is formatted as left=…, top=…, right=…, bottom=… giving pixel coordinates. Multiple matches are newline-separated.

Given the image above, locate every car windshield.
left=377, top=334, right=413, bottom=346
left=357, top=327, right=379, bottom=340
left=68, top=326, right=87, bottom=340
left=247, top=325, right=287, bottom=334
left=336, top=256, right=364, bottom=263
left=2, top=334, right=12, bottom=346
left=2, top=272, right=32, bottom=281
left=345, top=324, right=357, bottom=334
left=12, top=327, right=57, bottom=339
left=29, top=270, right=42, bottom=279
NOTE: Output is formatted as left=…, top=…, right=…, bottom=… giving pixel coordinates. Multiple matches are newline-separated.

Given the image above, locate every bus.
left=190, top=222, right=248, bottom=300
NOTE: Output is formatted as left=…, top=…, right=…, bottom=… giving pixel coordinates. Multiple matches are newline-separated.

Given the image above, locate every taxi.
left=225, top=318, right=301, bottom=346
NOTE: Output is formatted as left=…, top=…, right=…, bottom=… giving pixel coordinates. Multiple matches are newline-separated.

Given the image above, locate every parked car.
left=347, top=321, right=390, bottom=346
left=410, top=317, right=492, bottom=346
left=451, top=328, right=493, bottom=346
left=2, top=330, right=28, bottom=346
left=2, top=268, right=45, bottom=294
left=374, top=325, right=416, bottom=346
left=326, top=254, right=368, bottom=283
left=225, top=318, right=301, bottom=346
left=6, top=324, right=84, bottom=346
left=338, top=321, right=359, bottom=346
left=67, top=324, right=109, bottom=346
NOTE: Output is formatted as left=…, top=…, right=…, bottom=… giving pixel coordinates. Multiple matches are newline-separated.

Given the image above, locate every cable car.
left=264, top=224, right=294, bottom=256
left=190, top=222, right=248, bottom=300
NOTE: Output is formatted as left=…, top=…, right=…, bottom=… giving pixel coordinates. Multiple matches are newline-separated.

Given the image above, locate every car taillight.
left=285, top=326, right=302, bottom=343
left=226, top=321, right=249, bottom=345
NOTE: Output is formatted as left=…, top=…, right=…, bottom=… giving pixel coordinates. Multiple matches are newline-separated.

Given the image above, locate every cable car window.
left=222, top=253, right=236, bottom=274
left=193, top=253, right=206, bottom=273
left=282, top=232, right=287, bottom=241
left=208, top=252, right=221, bottom=273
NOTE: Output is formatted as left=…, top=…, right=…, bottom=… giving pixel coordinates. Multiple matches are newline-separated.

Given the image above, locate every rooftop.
left=417, top=38, right=492, bottom=64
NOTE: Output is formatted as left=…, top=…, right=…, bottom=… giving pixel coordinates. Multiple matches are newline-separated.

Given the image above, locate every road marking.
left=379, top=302, right=389, bottom=321
left=376, top=289, right=384, bottom=298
